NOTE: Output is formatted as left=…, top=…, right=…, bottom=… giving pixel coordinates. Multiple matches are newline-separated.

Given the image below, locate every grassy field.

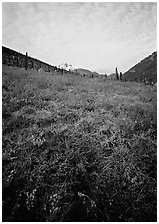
left=2, top=64, right=157, bottom=221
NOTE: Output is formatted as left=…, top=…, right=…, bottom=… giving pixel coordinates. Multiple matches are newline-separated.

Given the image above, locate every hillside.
left=2, top=64, right=157, bottom=222
left=2, top=46, right=58, bottom=73
left=73, top=68, right=100, bottom=78
left=122, top=52, right=157, bottom=84
left=107, top=73, right=116, bottom=80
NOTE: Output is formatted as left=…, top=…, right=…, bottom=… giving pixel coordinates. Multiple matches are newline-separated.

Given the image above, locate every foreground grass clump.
left=2, top=65, right=157, bottom=221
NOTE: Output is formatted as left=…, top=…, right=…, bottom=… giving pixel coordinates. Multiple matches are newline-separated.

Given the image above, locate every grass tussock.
left=2, top=64, right=157, bottom=221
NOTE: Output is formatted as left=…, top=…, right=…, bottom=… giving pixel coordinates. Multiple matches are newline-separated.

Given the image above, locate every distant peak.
left=58, top=63, right=79, bottom=71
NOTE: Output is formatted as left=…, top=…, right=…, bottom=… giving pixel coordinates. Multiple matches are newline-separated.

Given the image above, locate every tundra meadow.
left=2, top=65, right=157, bottom=221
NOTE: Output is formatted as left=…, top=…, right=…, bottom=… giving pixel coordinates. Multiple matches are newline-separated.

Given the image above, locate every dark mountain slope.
left=122, top=52, right=157, bottom=84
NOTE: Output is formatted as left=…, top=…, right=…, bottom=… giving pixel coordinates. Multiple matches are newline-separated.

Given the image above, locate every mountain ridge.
left=122, top=51, right=157, bottom=84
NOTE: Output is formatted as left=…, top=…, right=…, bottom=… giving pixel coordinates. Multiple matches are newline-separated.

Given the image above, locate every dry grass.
left=2, top=64, right=157, bottom=221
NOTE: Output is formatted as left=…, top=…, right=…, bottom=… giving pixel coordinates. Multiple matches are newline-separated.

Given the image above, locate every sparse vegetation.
left=2, top=64, right=157, bottom=221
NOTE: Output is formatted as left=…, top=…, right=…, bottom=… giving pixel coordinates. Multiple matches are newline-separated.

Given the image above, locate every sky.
left=2, top=2, right=157, bottom=74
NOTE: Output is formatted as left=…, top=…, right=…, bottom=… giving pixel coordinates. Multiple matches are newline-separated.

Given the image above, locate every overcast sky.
left=2, top=2, right=157, bottom=74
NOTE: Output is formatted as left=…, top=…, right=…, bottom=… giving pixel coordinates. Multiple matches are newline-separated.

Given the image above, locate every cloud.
left=2, top=2, right=157, bottom=73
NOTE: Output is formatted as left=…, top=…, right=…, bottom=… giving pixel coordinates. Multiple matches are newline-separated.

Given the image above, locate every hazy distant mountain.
left=73, top=68, right=93, bottom=77
left=122, top=52, right=157, bottom=83
left=58, top=63, right=106, bottom=77
left=73, top=68, right=102, bottom=77
left=58, top=63, right=100, bottom=77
